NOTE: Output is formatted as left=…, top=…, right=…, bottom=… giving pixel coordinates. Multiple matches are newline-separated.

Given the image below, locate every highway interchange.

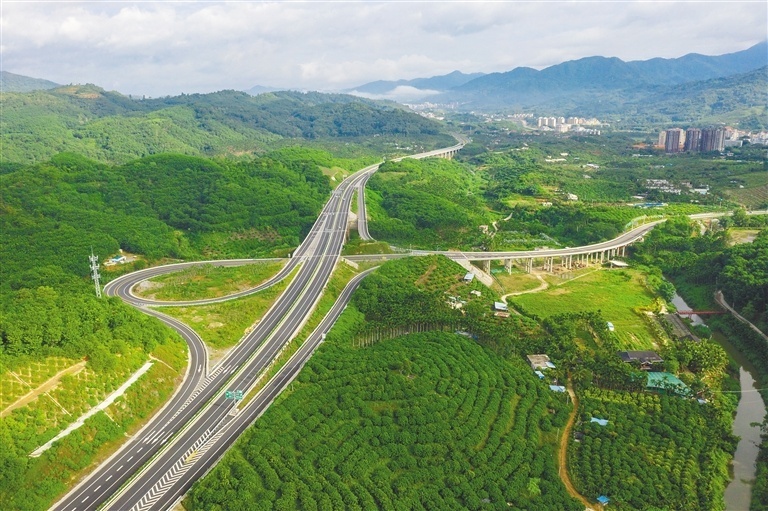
left=53, top=143, right=462, bottom=511
left=52, top=138, right=756, bottom=510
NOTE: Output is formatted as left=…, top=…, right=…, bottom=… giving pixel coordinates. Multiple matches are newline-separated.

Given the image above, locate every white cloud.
left=1, top=1, right=765, bottom=97
left=350, top=85, right=441, bottom=102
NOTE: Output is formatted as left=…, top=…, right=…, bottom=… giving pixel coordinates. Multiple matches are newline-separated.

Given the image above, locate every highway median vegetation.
left=366, top=158, right=494, bottom=250
left=135, top=261, right=287, bottom=301
left=155, top=265, right=299, bottom=350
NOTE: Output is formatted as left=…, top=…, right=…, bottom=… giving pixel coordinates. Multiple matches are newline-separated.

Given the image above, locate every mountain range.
left=347, top=71, right=485, bottom=99
left=2, top=41, right=766, bottom=128
left=348, top=41, right=768, bottom=117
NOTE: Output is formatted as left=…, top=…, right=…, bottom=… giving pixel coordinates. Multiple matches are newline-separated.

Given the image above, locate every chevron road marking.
left=129, top=427, right=219, bottom=511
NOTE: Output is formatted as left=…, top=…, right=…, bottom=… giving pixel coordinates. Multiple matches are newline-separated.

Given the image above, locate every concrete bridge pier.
left=482, top=260, right=491, bottom=274
left=505, top=259, right=513, bottom=274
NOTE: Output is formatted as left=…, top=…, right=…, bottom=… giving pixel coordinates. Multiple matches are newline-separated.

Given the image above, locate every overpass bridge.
left=348, top=220, right=662, bottom=281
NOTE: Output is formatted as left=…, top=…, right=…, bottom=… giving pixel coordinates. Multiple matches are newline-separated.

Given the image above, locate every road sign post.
left=225, top=389, right=244, bottom=404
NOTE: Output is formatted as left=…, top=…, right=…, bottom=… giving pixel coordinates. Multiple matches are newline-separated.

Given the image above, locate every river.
left=672, top=293, right=765, bottom=510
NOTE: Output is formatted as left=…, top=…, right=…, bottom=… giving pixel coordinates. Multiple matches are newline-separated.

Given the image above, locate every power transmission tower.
left=89, top=249, right=102, bottom=298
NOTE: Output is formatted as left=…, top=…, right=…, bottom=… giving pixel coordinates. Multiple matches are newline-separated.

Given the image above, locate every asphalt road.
left=52, top=143, right=462, bottom=511
left=57, top=135, right=736, bottom=510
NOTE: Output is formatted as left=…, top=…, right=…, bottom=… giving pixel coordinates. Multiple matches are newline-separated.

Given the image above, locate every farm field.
left=493, top=268, right=545, bottom=294
left=570, top=388, right=734, bottom=510
left=186, top=331, right=581, bottom=511
left=135, top=260, right=287, bottom=301
left=1, top=356, right=81, bottom=412
left=511, top=269, right=660, bottom=350
left=728, top=228, right=762, bottom=245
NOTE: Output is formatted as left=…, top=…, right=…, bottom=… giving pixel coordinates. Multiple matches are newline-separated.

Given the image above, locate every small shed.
left=527, top=354, right=554, bottom=371
left=470, top=290, right=482, bottom=297
left=663, top=314, right=700, bottom=341
left=597, top=495, right=610, bottom=505
left=608, top=260, right=629, bottom=268
left=534, top=370, right=545, bottom=380
left=590, top=417, right=609, bottom=427
left=619, top=350, right=663, bottom=370
left=463, top=272, right=475, bottom=283
left=549, top=385, right=566, bottom=393
left=494, top=302, right=508, bottom=312
left=606, top=321, right=615, bottom=332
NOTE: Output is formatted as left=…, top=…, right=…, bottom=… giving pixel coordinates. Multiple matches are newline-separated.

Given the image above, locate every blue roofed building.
left=646, top=372, right=690, bottom=396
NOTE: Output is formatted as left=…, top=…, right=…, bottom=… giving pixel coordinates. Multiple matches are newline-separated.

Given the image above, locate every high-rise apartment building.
left=701, top=127, right=725, bottom=152
left=664, top=128, right=684, bottom=153
left=684, top=128, right=702, bottom=152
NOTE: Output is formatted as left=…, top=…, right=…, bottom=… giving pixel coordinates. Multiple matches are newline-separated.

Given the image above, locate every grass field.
left=155, top=267, right=297, bottom=349
left=493, top=269, right=543, bottom=294
left=320, top=166, right=351, bottom=188
left=512, top=269, right=661, bottom=350
left=135, top=261, right=287, bottom=301
left=728, top=228, right=762, bottom=245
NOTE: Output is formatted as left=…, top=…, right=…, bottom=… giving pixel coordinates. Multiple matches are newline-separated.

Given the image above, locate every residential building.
left=701, top=127, right=725, bottom=152
left=657, top=131, right=667, bottom=148
left=684, top=128, right=701, bottom=152
left=664, top=128, right=684, bottom=153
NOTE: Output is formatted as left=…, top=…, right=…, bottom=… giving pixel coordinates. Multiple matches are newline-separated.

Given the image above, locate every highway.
left=52, top=142, right=463, bottom=511
left=55, top=133, right=729, bottom=510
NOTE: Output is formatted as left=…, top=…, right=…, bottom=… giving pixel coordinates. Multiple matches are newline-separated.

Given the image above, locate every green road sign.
left=225, top=391, right=234, bottom=400
left=235, top=390, right=243, bottom=400
left=226, top=390, right=244, bottom=400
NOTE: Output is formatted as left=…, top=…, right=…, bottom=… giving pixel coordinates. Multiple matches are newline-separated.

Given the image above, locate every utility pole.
left=89, top=249, right=102, bottom=298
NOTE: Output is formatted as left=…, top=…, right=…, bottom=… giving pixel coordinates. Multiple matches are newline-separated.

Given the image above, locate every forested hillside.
left=0, top=148, right=368, bottom=295
left=0, top=86, right=452, bottom=164
left=0, top=145, right=368, bottom=509
left=366, top=158, right=493, bottom=249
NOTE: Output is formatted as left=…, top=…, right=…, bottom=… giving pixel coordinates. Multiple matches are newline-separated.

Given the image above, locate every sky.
left=2, top=1, right=766, bottom=97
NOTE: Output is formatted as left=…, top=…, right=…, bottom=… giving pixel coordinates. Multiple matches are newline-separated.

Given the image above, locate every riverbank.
left=673, top=286, right=768, bottom=510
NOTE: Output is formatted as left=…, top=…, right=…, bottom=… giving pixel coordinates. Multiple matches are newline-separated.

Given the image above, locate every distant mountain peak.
left=1, top=71, right=60, bottom=92
left=438, top=41, right=768, bottom=110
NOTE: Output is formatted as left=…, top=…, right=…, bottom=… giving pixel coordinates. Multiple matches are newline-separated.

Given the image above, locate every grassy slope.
left=0, top=337, right=187, bottom=511
left=512, top=269, right=660, bottom=350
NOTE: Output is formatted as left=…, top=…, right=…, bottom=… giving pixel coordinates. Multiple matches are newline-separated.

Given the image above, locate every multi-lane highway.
left=52, top=142, right=464, bottom=511
left=54, top=132, right=734, bottom=510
